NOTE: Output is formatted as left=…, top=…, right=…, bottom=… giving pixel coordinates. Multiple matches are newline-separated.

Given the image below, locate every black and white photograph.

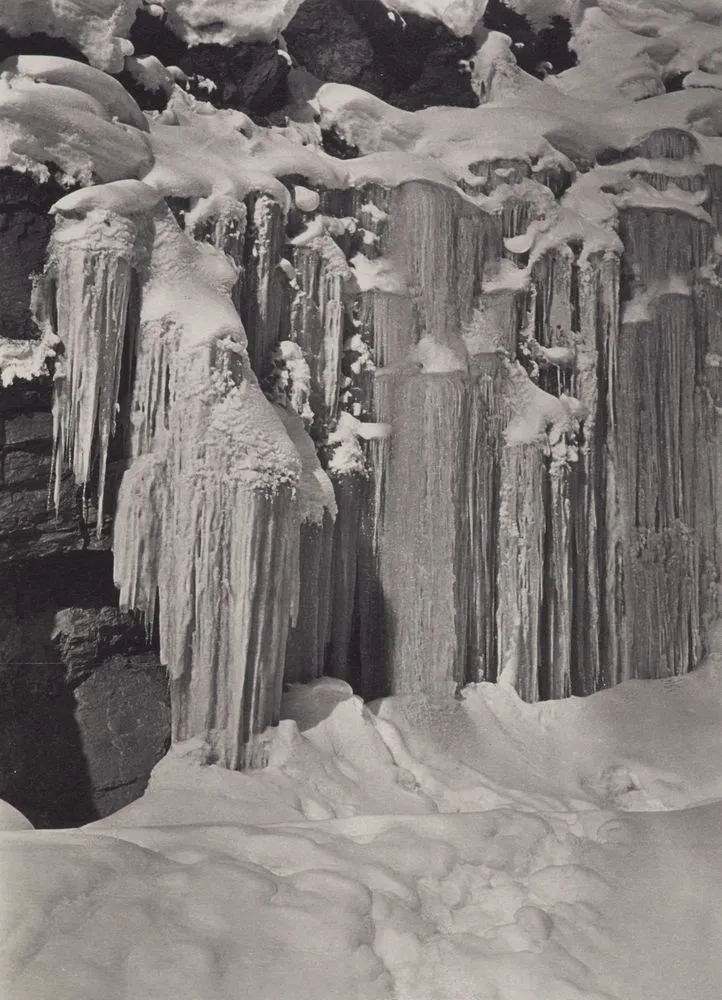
left=1, top=0, right=721, bottom=996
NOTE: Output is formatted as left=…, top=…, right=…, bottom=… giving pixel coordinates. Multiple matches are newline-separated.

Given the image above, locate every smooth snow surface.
left=5, top=641, right=722, bottom=999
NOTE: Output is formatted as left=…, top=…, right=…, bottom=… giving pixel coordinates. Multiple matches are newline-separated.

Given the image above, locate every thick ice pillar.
left=168, top=477, right=300, bottom=769
left=573, top=250, right=619, bottom=694
left=612, top=293, right=701, bottom=680
left=695, top=271, right=722, bottom=632
left=375, top=369, right=471, bottom=695
left=114, top=207, right=303, bottom=768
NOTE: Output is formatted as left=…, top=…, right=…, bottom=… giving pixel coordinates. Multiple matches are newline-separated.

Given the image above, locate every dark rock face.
left=127, top=9, right=291, bottom=117
left=74, top=653, right=170, bottom=820
left=0, top=29, right=87, bottom=65
left=0, top=554, right=169, bottom=827
left=284, top=0, right=478, bottom=110
left=284, top=0, right=375, bottom=87
left=0, top=169, right=69, bottom=342
left=0, top=411, right=109, bottom=561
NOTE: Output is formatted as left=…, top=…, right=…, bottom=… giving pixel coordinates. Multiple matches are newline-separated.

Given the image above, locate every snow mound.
left=4, top=655, right=722, bottom=999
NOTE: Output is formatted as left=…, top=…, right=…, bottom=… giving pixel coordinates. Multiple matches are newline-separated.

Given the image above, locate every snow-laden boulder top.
left=385, top=0, right=488, bottom=36
left=0, top=0, right=305, bottom=68
left=163, top=0, right=305, bottom=46
left=0, top=0, right=146, bottom=72
left=0, top=61, right=153, bottom=183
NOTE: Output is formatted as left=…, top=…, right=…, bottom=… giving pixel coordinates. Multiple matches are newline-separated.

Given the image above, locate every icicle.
left=496, top=362, right=583, bottom=700
left=241, top=194, right=285, bottom=375
left=530, top=245, right=575, bottom=350
left=363, top=290, right=418, bottom=368
left=290, top=235, right=353, bottom=424
left=629, top=128, right=699, bottom=161
left=127, top=317, right=174, bottom=459
left=618, top=206, right=712, bottom=286
left=49, top=209, right=139, bottom=536
left=382, top=181, right=502, bottom=352
left=542, top=465, right=573, bottom=699
left=113, top=452, right=164, bottom=626
left=277, top=406, right=336, bottom=685
left=320, top=259, right=345, bottom=418
left=496, top=442, right=545, bottom=701
left=465, top=357, right=507, bottom=683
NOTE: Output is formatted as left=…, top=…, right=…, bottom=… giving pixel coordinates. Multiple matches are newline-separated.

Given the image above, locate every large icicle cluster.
left=3, top=6, right=722, bottom=766
left=113, top=207, right=310, bottom=768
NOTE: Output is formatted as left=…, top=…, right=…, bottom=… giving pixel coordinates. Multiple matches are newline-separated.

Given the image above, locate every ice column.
left=278, top=406, right=336, bottom=684
left=613, top=294, right=701, bottom=679
left=115, top=207, right=303, bottom=768
left=375, top=369, right=471, bottom=695
left=241, top=194, right=286, bottom=375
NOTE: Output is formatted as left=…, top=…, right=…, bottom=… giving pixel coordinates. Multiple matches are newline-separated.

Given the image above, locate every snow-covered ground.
left=3, top=629, right=722, bottom=999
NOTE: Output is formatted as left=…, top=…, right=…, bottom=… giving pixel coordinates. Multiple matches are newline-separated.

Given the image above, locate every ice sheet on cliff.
left=2, top=5, right=722, bottom=759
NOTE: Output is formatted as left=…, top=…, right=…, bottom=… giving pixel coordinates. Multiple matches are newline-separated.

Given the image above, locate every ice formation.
left=0, top=0, right=722, bottom=767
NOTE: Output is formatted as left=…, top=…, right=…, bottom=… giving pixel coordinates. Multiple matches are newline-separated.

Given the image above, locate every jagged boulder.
left=73, top=652, right=170, bottom=819
left=125, top=9, right=290, bottom=116
left=0, top=169, right=68, bottom=342
left=284, top=0, right=478, bottom=110
left=0, top=572, right=169, bottom=826
left=51, top=606, right=149, bottom=686
left=482, top=0, right=576, bottom=78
